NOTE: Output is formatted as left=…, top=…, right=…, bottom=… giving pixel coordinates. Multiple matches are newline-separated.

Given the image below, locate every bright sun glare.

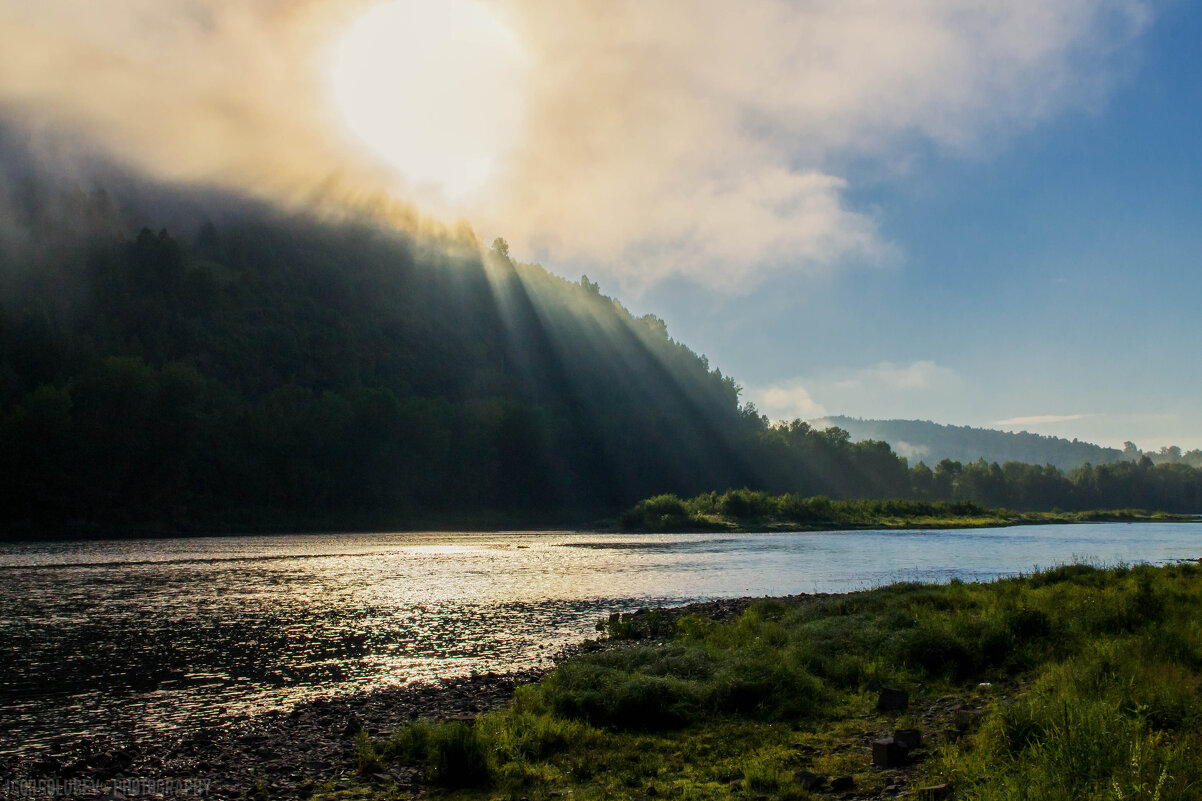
left=325, top=0, right=528, bottom=201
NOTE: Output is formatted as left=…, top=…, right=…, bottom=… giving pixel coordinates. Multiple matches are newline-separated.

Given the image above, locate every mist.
left=0, top=0, right=1152, bottom=292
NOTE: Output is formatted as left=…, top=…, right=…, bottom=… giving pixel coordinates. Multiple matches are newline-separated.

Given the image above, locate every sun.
left=324, top=0, right=528, bottom=202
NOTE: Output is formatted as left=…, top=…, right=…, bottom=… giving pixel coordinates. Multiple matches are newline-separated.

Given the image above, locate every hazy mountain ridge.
left=810, top=416, right=1126, bottom=471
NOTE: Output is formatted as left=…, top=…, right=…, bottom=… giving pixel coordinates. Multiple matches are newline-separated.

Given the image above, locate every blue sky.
left=635, top=0, right=1202, bottom=451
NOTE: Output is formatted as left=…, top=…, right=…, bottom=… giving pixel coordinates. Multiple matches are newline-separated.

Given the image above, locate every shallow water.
left=1, top=523, right=1199, bottom=756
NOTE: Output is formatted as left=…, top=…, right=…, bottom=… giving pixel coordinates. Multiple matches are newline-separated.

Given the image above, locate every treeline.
left=621, top=491, right=996, bottom=531
left=735, top=420, right=1202, bottom=513
left=620, top=487, right=1190, bottom=531
left=911, top=455, right=1202, bottom=512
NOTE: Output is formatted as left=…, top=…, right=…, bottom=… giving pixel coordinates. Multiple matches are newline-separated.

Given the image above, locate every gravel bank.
left=1, top=594, right=821, bottom=800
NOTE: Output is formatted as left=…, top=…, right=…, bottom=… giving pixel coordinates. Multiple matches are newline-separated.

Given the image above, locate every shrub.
left=620, top=494, right=692, bottom=530
left=1005, top=607, right=1052, bottom=641
left=427, top=721, right=491, bottom=788
left=718, top=488, right=778, bottom=521
left=890, top=625, right=977, bottom=680
left=383, top=719, right=492, bottom=788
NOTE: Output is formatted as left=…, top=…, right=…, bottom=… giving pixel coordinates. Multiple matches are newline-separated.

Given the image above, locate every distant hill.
left=809, top=416, right=1126, bottom=472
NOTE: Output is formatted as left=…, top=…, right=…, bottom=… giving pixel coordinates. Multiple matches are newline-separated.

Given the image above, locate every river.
left=1, top=523, right=1198, bottom=756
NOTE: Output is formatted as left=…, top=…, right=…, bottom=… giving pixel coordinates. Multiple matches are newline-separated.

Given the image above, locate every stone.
left=793, top=769, right=823, bottom=790
left=877, top=686, right=909, bottom=712
left=872, top=737, right=909, bottom=768
left=917, top=783, right=952, bottom=800
left=830, top=775, right=855, bottom=793
left=894, top=728, right=922, bottom=749
left=954, top=709, right=978, bottom=731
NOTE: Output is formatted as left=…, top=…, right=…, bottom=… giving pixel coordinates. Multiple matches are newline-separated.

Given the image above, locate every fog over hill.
left=810, top=416, right=1202, bottom=472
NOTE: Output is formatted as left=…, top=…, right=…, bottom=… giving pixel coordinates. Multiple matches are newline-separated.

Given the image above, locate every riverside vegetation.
left=320, top=562, right=1202, bottom=801
left=617, top=490, right=1195, bottom=532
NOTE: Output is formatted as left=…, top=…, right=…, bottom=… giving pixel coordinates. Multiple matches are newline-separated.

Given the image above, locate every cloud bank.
left=496, top=0, right=1148, bottom=289
left=0, top=0, right=1150, bottom=288
left=995, top=414, right=1091, bottom=427
left=750, top=360, right=965, bottom=422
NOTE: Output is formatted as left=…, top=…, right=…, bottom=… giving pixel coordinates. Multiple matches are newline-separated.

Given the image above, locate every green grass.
left=616, top=489, right=1196, bottom=532
left=313, top=562, right=1202, bottom=801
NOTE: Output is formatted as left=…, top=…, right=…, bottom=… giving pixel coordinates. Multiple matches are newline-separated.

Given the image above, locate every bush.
left=620, top=494, right=692, bottom=530
left=717, top=488, right=778, bottom=520
left=427, top=721, right=491, bottom=788
left=383, top=719, right=492, bottom=788
left=890, top=625, right=977, bottom=680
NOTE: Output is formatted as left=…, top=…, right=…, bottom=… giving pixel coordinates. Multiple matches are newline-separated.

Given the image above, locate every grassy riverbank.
left=316, top=561, right=1202, bottom=800
left=3, top=491, right=1190, bottom=541
left=616, top=490, right=1196, bottom=532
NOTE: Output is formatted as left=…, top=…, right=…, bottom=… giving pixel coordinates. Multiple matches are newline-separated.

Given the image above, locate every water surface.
left=1, top=523, right=1198, bottom=756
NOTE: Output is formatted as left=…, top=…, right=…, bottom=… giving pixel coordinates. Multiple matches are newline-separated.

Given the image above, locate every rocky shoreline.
left=1, top=595, right=784, bottom=800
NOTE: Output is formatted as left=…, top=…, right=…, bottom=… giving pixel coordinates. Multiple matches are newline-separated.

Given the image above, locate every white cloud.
left=832, top=360, right=959, bottom=393
left=749, top=360, right=963, bottom=422
left=485, top=0, right=1150, bottom=290
left=995, top=413, right=1090, bottom=427
left=752, top=380, right=827, bottom=420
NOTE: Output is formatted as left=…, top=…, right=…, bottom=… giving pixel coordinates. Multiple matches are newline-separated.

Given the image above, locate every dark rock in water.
left=872, top=738, right=909, bottom=768
left=793, top=769, right=823, bottom=790
left=877, top=686, right=909, bottom=711
left=894, top=728, right=922, bottom=749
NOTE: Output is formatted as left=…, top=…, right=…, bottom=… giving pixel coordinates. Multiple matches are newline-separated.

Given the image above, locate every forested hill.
left=3, top=130, right=1201, bottom=536
left=810, top=416, right=1126, bottom=471
left=0, top=170, right=771, bottom=531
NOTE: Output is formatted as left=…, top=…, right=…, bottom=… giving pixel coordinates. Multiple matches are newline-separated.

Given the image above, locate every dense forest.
left=1, top=136, right=1200, bottom=535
